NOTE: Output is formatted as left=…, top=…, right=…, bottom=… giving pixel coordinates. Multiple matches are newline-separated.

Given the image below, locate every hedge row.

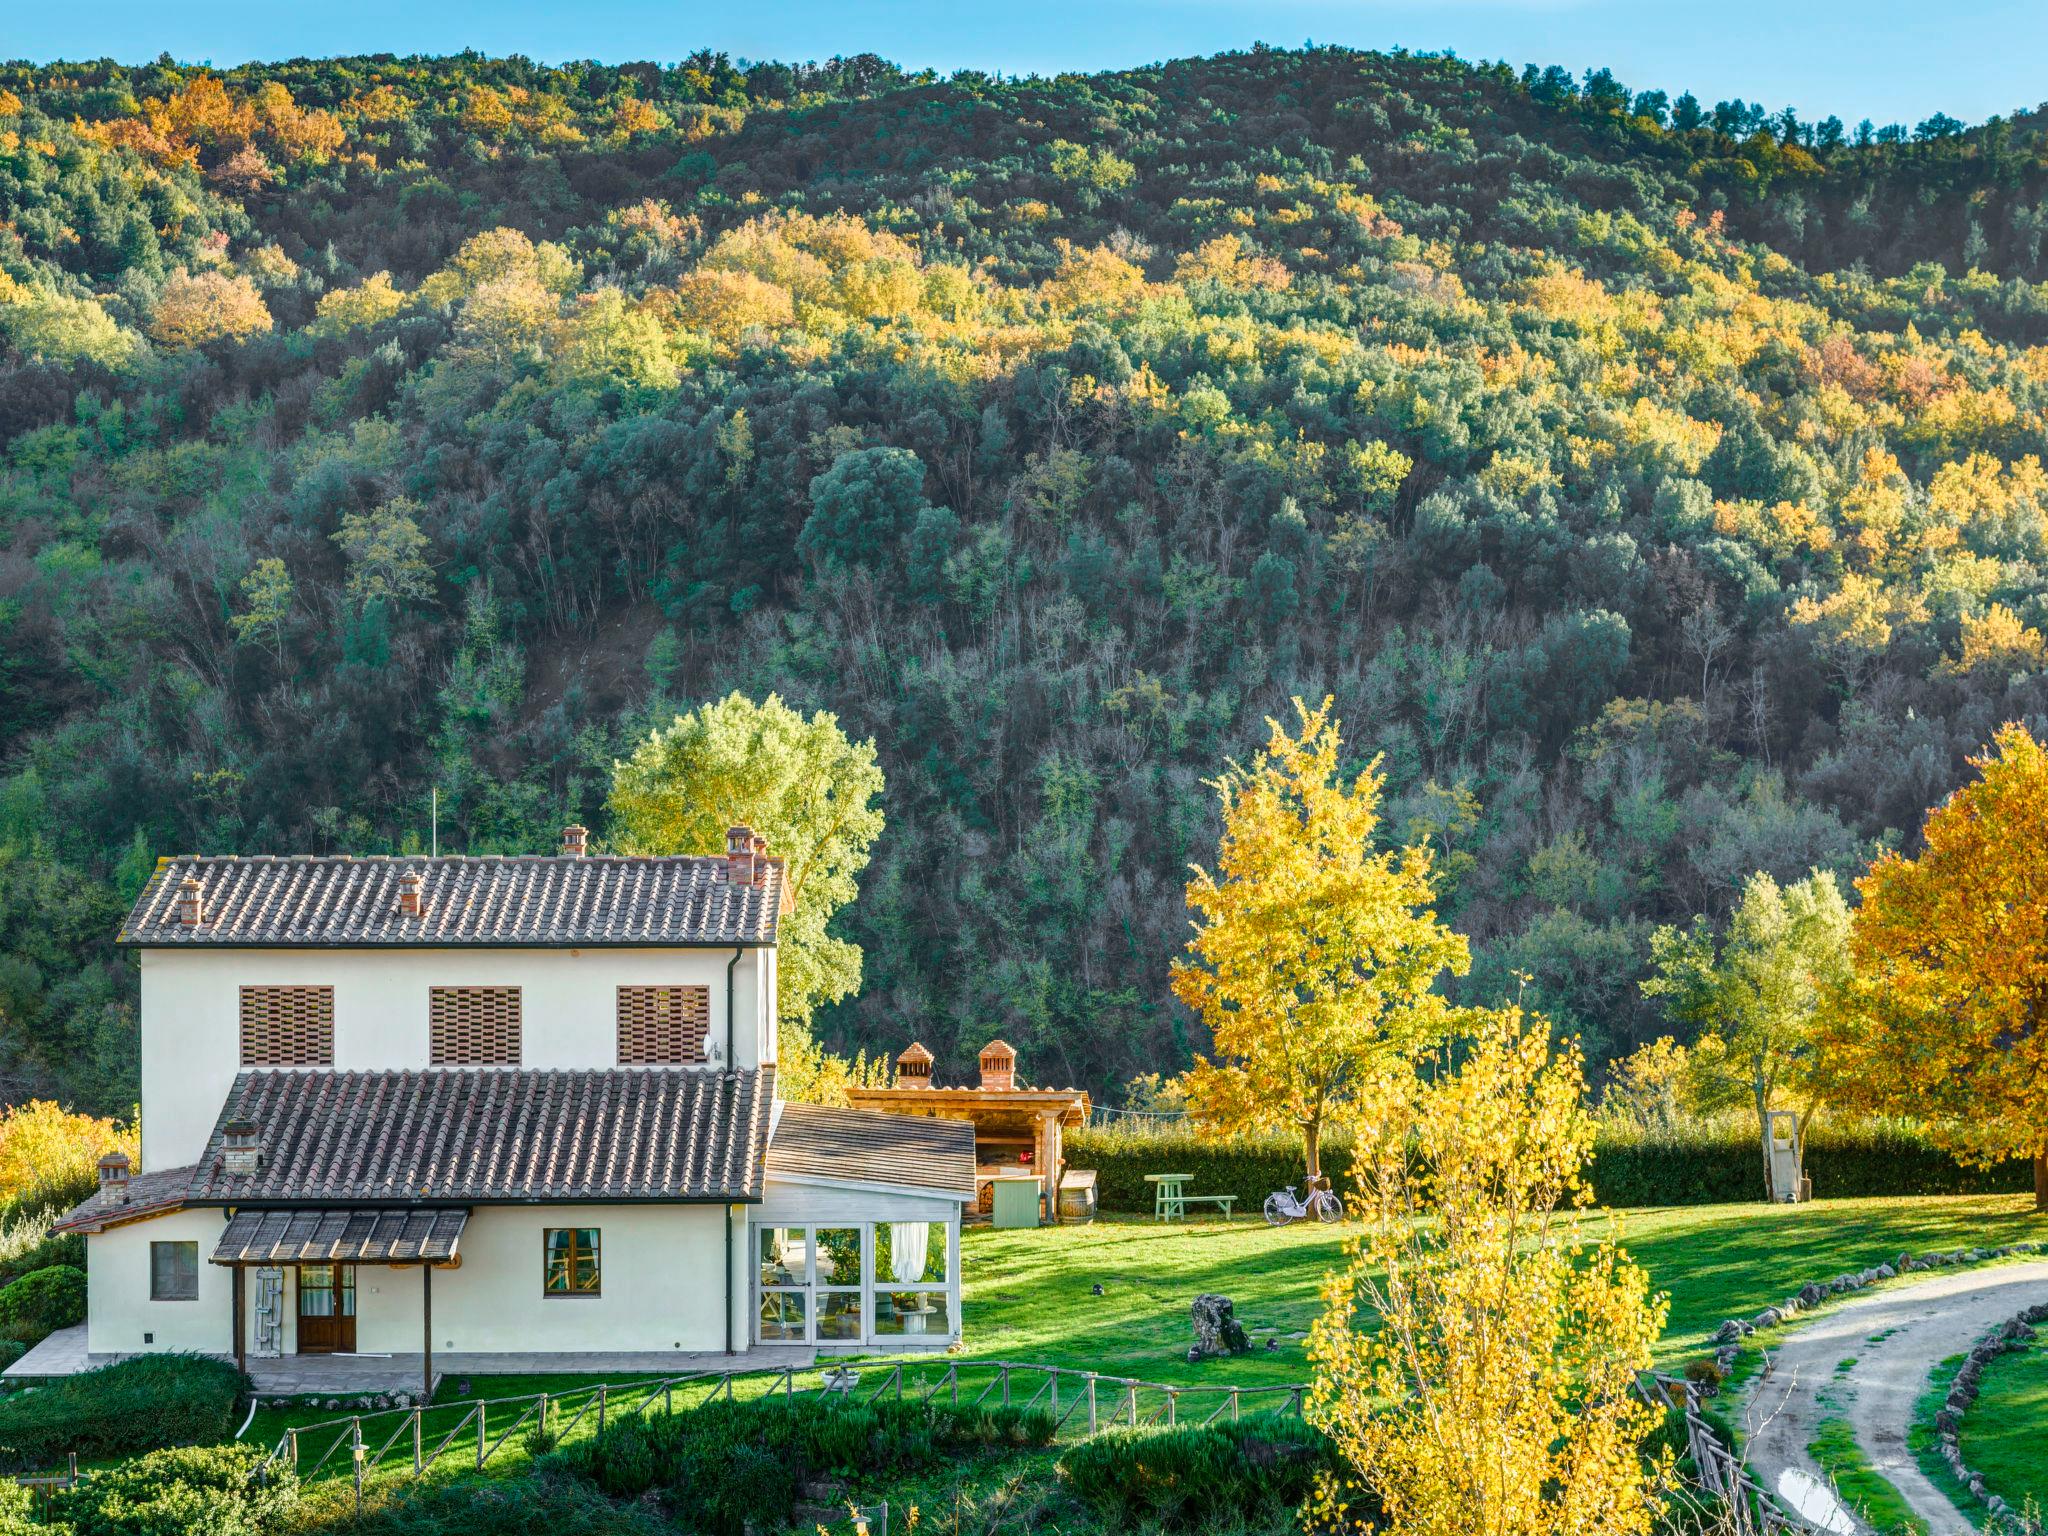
left=0, top=1354, right=247, bottom=1473
left=1066, top=1123, right=2035, bottom=1213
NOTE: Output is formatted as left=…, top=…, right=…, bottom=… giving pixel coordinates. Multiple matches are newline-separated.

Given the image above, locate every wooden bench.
left=1178, top=1194, right=1236, bottom=1220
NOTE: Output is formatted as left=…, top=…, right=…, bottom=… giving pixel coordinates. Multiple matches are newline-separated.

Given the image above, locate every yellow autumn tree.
left=0, top=1101, right=138, bottom=1209
left=1308, top=1009, right=1670, bottom=1536
left=148, top=269, right=272, bottom=349
left=1819, top=724, right=2048, bottom=1208
left=1171, top=697, right=1469, bottom=1186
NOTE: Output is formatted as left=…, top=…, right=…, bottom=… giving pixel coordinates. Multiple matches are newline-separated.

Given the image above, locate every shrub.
left=1058, top=1413, right=1335, bottom=1529
left=287, top=1473, right=669, bottom=1536
left=0, top=1264, right=85, bottom=1341
left=0, top=1354, right=246, bottom=1472
left=61, top=1442, right=295, bottom=1536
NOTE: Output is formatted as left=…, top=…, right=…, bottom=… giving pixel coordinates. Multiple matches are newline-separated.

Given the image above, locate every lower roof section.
left=212, top=1206, right=469, bottom=1265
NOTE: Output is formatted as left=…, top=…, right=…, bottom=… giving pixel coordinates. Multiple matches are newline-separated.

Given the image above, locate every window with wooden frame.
left=150, top=1241, right=199, bottom=1301
left=239, top=985, right=335, bottom=1067
left=615, top=985, right=711, bottom=1065
left=543, top=1228, right=600, bottom=1295
left=428, top=986, right=522, bottom=1066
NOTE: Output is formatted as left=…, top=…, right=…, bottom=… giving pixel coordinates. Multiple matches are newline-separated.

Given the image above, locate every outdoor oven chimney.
left=560, top=824, right=589, bottom=858
left=397, top=867, right=422, bottom=918
left=978, top=1039, right=1017, bottom=1093
left=175, top=875, right=205, bottom=928
left=896, top=1042, right=935, bottom=1089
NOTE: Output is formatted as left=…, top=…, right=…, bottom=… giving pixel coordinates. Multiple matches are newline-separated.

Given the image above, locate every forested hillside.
left=4, top=45, right=2048, bottom=1111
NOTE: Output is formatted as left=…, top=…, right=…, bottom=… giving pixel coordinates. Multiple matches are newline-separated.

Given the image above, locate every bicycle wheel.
left=1313, top=1191, right=1345, bottom=1223
left=1262, top=1194, right=1290, bottom=1227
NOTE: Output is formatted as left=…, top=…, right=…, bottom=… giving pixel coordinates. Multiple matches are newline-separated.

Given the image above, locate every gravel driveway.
left=1737, top=1259, right=2048, bottom=1534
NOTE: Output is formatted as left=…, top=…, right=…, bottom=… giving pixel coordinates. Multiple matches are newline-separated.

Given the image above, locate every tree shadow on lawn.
left=1605, top=1196, right=2048, bottom=1356
left=958, top=1221, right=1346, bottom=1385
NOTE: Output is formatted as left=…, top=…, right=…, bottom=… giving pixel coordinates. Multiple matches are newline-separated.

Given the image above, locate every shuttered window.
left=428, top=986, right=522, bottom=1066
left=616, top=985, right=711, bottom=1065
left=239, top=986, right=335, bottom=1067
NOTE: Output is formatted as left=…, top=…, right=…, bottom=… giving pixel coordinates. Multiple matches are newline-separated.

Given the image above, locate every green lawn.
left=1960, top=1338, right=2048, bottom=1518
left=948, top=1195, right=2048, bottom=1383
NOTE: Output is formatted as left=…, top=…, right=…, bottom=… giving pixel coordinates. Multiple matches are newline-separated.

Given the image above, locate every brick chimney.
left=175, top=875, right=205, bottom=928
left=222, top=1121, right=262, bottom=1177
left=561, top=824, right=589, bottom=858
left=720, top=831, right=753, bottom=888
left=895, top=1042, right=934, bottom=1089
left=97, top=1152, right=131, bottom=1189
left=397, top=868, right=422, bottom=918
left=978, top=1039, right=1017, bottom=1092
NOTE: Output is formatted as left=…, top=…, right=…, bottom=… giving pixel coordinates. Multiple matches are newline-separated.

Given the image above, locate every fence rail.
left=251, top=1358, right=1312, bottom=1496
left=1643, top=1372, right=1815, bottom=1536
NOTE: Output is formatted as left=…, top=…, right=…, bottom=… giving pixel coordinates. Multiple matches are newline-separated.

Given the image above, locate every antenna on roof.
left=431, top=787, right=439, bottom=859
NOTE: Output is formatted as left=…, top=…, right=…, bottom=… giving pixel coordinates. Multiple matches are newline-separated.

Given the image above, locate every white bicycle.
left=1263, top=1178, right=1344, bottom=1226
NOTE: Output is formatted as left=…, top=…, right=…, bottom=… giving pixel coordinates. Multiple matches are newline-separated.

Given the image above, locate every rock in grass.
left=1187, top=1293, right=1253, bottom=1362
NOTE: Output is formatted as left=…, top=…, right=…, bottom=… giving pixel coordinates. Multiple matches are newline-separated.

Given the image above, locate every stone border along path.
left=1934, top=1303, right=2048, bottom=1529
left=1723, top=1244, right=2048, bottom=1536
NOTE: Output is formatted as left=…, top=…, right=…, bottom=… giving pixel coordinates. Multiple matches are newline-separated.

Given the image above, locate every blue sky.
left=9, top=0, right=2045, bottom=130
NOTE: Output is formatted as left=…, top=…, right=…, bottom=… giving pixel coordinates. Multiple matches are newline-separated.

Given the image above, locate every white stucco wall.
left=139, top=946, right=773, bottom=1168
left=84, top=1202, right=752, bottom=1359
left=84, top=1209, right=235, bottom=1356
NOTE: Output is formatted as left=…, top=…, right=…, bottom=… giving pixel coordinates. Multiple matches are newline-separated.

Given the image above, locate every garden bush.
left=0, top=1264, right=86, bottom=1342
left=59, top=1442, right=295, bottom=1536
left=285, top=1473, right=670, bottom=1536
left=0, top=1354, right=246, bottom=1472
left=1067, top=1121, right=2035, bottom=1212
left=1058, top=1413, right=1337, bottom=1529
left=545, top=1392, right=1060, bottom=1536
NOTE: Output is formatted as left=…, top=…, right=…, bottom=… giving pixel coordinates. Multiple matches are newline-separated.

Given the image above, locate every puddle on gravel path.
left=1776, top=1467, right=1860, bottom=1534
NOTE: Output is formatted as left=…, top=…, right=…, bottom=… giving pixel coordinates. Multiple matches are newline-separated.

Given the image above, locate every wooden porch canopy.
left=210, top=1207, right=469, bottom=1267
left=210, top=1207, right=466, bottom=1400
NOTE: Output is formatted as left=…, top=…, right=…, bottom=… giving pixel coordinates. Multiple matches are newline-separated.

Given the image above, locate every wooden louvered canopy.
left=211, top=1207, right=469, bottom=1266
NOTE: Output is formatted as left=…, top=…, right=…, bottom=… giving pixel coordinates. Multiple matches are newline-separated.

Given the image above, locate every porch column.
left=422, top=1264, right=434, bottom=1404
left=1039, top=1110, right=1062, bottom=1223
left=232, top=1266, right=246, bottom=1374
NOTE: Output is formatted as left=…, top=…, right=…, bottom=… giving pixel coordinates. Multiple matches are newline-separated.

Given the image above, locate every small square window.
left=150, top=1241, right=198, bottom=1301
left=543, top=1228, right=600, bottom=1295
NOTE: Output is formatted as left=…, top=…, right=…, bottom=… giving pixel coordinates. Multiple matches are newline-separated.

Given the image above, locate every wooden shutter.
left=616, top=985, right=710, bottom=1065
left=239, top=986, right=335, bottom=1067
left=429, top=986, right=522, bottom=1065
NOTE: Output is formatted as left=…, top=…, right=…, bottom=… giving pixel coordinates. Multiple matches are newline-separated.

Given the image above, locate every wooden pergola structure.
left=847, top=1041, right=1090, bottom=1222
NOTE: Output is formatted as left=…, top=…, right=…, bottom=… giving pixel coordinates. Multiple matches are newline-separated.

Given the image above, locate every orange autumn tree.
left=1171, top=697, right=1469, bottom=1188
left=1820, top=724, right=2048, bottom=1209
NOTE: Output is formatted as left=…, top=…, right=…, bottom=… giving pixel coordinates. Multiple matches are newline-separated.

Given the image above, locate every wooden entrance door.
left=296, top=1264, right=356, bottom=1353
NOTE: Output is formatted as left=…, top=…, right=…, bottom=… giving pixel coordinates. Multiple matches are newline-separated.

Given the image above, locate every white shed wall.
left=83, top=1209, right=234, bottom=1356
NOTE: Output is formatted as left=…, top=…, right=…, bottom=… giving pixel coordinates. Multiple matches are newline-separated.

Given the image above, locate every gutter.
left=724, top=943, right=743, bottom=1357
left=725, top=946, right=742, bottom=1074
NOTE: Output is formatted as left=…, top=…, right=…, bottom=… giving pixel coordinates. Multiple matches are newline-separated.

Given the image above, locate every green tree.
left=607, top=692, right=885, bottom=1039
left=1641, top=869, right=1852, bottom=1199
left=799, top=447, right=931, bottom=568
left=228, top=558, right=293, bottom=660
left=332, top=499, right=435, bottom=612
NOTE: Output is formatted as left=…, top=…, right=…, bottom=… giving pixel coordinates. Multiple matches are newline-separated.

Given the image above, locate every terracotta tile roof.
left=766, top=1102, right=977, bottom=1199
left=212, top=1207, right=469, bottom=1265
left=52, top=1166, right=197, bottom=1234
left=189, top=1068, right=772, bottom=1204
left=120, top=855, right=781, bottom=948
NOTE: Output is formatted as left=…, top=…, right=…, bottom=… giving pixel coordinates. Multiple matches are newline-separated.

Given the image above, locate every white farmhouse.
left=37, top=825, right=970, bottom=1394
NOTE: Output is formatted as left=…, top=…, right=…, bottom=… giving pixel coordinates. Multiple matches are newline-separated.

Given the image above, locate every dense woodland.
left=3, top=45, right=2048, bottom=1112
